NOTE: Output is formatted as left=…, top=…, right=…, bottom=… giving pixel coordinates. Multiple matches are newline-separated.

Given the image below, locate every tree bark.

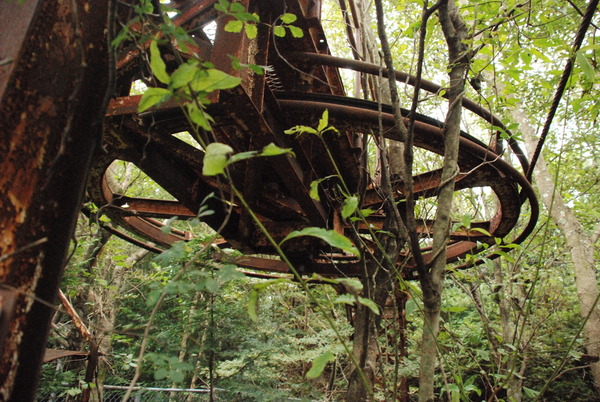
left=418, top=2, right=471, bottom=401
left=345, top=1, right=409, bottom=399
left=493, top=259, right=525, bottom=402
left=512, top=106, right=600, bottom=396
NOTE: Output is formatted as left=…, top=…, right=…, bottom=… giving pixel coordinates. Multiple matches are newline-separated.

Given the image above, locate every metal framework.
left=0, top=0, right=110, bottom=398
left=0, top=0, right=539, bottom=397
left=90, top=0, right=538, bottom=278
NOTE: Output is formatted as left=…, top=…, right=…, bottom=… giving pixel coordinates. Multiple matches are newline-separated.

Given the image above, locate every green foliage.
left=138, top=48, right=242, bottom=126
left=306, top=350, right=335, bottom=379
left=280, top=227, right=359, bottom=256
left=215, top=0, right=302, bottom=40
left=285, top=109, right=339, bottom=137
left=202, top=142, right=293, bottom=176
left=215, top=0, right=260, bottom=39
left=334, top=293, right=380, bottom=315
left=309, top=175, right=337, bottom=201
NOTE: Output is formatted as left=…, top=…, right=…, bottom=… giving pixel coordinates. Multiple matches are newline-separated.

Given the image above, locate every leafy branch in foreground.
left=215, top=0, right=303, bottom=40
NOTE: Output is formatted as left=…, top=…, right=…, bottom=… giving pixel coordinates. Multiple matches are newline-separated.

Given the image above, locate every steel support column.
left=0, top=0, right=110, bottom=399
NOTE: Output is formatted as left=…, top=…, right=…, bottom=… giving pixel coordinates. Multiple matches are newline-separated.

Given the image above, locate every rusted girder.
left=91, top=91, right=537, bottom=274
left=86, top=0, right=537, bottom=280
left=0, top=0, right=111, bottom=399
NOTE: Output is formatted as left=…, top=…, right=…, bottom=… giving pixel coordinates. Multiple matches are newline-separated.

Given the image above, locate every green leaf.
left=244, top=23, right=258, bottom=39
left=150, top=39, right=169, bottom=84
left=357, top=296, right=380, bottom=315
left=288, top=25, right=304, bottom=38
left=333, top=293, right=355, bottom=306
left=229, top=2, right=245, bottom=12
left=228, top=150, right=259, bottom=164
left=230, top=55, right=242, bottom=70
left=260, top=142, right=294, bottom=157
left=523, top=387, right=540, bottom=398
left=217, top=264, right=244, bottom=282
left=111, top=25, right=131, bottom=48
left=202, top=143, right=233, bottom=176
left=284, top=125, right=318, bottom=136
left=309, top=175, right=336, bottom=201
left=306, top=351, right=335, bottom=379
left=576, top=50, right=595, bottom=81
left=280, top=227, right=359, bottom=256
left=138, top=87, right=172, bottom=112
left=146, top=289, right=161, bottom=307
left=190, top=68, right=241, bottom=93
left=204, top=277, right=219, bottom=293
left=66, top=388, right=82, bottom=396
left=224, top=20, right=244, bottom=33
left=310, top=180, right=321, bottom=201
left=214, top=0, right=228, bottom=12
left=160, top=216, right=177, bottom=234
left=405, top=299, right=417, bottom=315
left=469, top=227, right=492, bottom=236
left=247, top=289, right=259, bottom=322
left=317, top=109, right=329, bottom=132
left=360, top=208, right=376, bottom=218
left=227, top=142, right=293, bottom=166
left=236, top=12, right=254, bottom=22
left=170, top=62, right=198, bottom=89
left=253, top=278, right=291, bottom=291
left=445, top=306, right=467, bottom=313
left=186, top=103, right=213, bottom=131
left=273, top=25, right=286, bottom=37
left=170, top=369, right=184, bottom=383
left=280, top=13, right=297, bottom=24
left=335, top=278, right=363, bottom=292
left=248, top=63, right=266, bottom=74
left=341, top=196, right=358, bottom=219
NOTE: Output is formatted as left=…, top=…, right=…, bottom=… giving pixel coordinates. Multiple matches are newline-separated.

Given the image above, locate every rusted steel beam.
left=286, top=52, right=530, bottom=173
left=278, top=96, right=539, bottom=269
left=219, top=87, right=330, bottom=227
left=108, top=196, right=197, bottom=218
left=0, top=0, right=110, bottom=399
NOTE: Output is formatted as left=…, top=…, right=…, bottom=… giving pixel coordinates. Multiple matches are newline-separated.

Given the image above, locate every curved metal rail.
left=87, top=0, right=538, bottom=278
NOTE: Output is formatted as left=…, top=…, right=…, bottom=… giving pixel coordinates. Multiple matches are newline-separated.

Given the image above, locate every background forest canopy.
left=39, top=0, right=600, bottom=401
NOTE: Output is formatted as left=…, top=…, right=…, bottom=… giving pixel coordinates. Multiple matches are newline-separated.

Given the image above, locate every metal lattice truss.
left=88, top=0, right=538, bottom=278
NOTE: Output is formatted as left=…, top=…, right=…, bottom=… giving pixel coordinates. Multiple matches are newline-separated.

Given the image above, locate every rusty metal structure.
left=91, top=0, right=538, bottom=278
left=0, top=0, right=538, bottom=397
left=0, top=0, right=110, bottom=398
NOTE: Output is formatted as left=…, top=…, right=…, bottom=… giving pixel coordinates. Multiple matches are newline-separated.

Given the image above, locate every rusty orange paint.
left=0, top=0, right=111, bottom=399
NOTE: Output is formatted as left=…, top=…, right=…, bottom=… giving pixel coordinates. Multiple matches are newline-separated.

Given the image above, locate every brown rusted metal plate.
left=43, top=349, right=89, bottom=364
left=0, top=0, right=110, bottom=398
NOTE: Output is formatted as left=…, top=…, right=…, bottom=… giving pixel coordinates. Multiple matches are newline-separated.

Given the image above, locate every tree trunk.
left=344, top=1, right=408, bottom=399
left=512, top=107, right=600, bottom=396
left=347, top=253, right=395, bottom=400
left=417, top=2, right=471, bottom=401
left=493, top=259, right=524, bottom=402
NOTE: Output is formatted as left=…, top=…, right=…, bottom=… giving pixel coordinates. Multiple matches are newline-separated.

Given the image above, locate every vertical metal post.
left=0, top=0, right=110, bottom=399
